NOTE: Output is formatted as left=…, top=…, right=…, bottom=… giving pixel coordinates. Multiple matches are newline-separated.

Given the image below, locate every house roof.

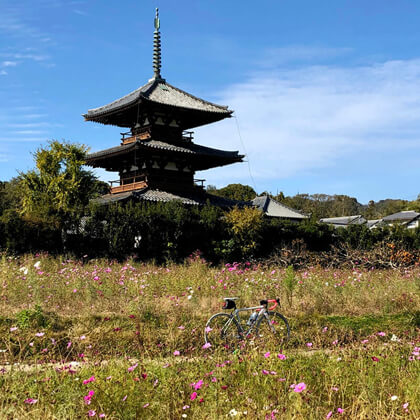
left=319, top=215, right=366, bottom=226
left=382, top=210, right=420, bottom=222
left=93, top=187, right=245, bottom=208
left=252, top=195, right=308, bottom=219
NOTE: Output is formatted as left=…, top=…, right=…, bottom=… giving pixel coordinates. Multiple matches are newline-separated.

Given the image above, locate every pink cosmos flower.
left=83, top=376, right=95, bottom=385
left=264, top=351, right=270, bottom=358
left=205, top=326, right=212, bottom=333
left=143, top=403, right=149, bottom=408
left=99, top=415, right=106, bottom=418
left=80, top=335, right=86, bottom=340
left=84, top=390, right=95, bottom=405
left=371, top=356, right=379, bottom=362
left=332, top=340, right=338, bottom=345
left=293, top=382, right=307, bottom=393
left=337, top=408, right=344, bottom=413
left=306, top=342, right=313, bottom=347
left=262, top=369, right=269, bottom=375
left=361, top=339, right=369, bottom=344
left=35, top=332, right=45, bottom=337
left=178, top=325, right=185, bottom=330
left=88, top=410, right=96, bottom=417
left=66, top=341, right=72, bottom=349
left=10, top=327, right=18, bottom=332
left=193, top=379, right=203, bottom=390
left=128, top=363, right=138, bottom=372
left=202, top=342, right=211, bottom=349
left=24, top=398, right=38, bottom=404
left=277, top=354, right=286, bottom=360
left=326, top=411, right=333, bottom=419
left=190, top=392, right=197, bottom=401
left=183, top=405, right=190, bottom=410
left=73, top=289, right=77, bottom=293
left=122, top=395, right=127, bottom=402
left=173, top=350, right=180, bottom=356
left=377, top=332, right=386, bottom=336
left=322, top=327, right=328, bottom=332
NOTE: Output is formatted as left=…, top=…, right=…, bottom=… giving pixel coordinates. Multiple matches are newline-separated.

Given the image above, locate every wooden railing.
left=110, top=176, right=148, bottom=194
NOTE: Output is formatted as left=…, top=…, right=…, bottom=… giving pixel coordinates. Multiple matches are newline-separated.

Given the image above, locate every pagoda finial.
left=153, top=8, right=162, bottom=80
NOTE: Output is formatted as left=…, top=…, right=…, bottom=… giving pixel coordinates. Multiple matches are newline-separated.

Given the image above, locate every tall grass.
left=0, top=254, right=418, bottom=419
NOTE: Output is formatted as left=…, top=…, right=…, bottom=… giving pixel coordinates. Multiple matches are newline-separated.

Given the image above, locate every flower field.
left=0, top=254, right=419, bottom=419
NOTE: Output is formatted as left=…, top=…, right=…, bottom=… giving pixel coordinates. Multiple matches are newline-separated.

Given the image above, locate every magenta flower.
left=173, top=350, right=180, bottom=356
left=122, top=395, right=127, bottom=402
left=326, top=411, right=333, bottom=419
left=337, top=408, right=344, bottom=413
left=143, top=403, right=149, bottom=408
left=190, top=392, right=198, bottom=401
left=83, top=376, right=95, bottom=385
left=24, top=398, right=38, bottom=404
left=10, top=327, right=18, bottom=332
left=306, top=342, right=313, bottom=347
left=264, top=351, right=271, bottom=358
left=35, top=332, right=45, bottom=337
left=277, top=353, right=286, bottom=360
left=84, top=390, right=95, bottom=405
left=204, top=326, right=212, bottom=333
left=377, top=332, right=386, bottom=336
left=99, top=415, right=106, bottom=418
left=193, top=379, right=203, bottom=390
left=67, top=341, right=72, bottom=349
left=293, top=382, right=307, bottom=393
left=88, top=410, right=96, bottom=417
left=202, top=342, right=211, bottom=349
left=371, top=356, right=379, bottom=362
left=262, top=369, right=269, bottom=375
left=128, top=363, right=138, bottom=372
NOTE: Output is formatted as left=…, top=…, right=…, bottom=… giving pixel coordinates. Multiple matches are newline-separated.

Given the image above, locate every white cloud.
left=2, top=60, right=17, bottom=67
left=0, top=70, right=7, bottom=76
left=196, top=58, right=420, bottom=192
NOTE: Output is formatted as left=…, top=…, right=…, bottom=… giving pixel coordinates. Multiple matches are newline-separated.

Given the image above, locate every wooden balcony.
left=110, top=176, right=148, bottom=194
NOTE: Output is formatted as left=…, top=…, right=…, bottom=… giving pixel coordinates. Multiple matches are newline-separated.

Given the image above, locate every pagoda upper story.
left=84, top=9, right=244, bottom=202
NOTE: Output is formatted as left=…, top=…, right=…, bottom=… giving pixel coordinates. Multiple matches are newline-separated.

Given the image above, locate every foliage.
left=19, top=140, right=99, bottom=228
left=208, top=183, right=257, bottom=201
left=283, top=265, right=297, bottom=307
left=219, top=206, right=263, bottom=259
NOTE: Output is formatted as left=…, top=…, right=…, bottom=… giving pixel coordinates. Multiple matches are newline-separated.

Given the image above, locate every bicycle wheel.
left=204, top=313, right=242, bottom=349
left=255, top=311, right=290, bottom=347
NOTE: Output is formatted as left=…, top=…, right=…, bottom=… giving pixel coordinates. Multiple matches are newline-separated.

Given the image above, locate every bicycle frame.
left=224, top=305, right=268, bottom=338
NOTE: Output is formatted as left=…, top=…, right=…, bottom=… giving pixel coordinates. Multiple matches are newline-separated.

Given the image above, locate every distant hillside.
left=207, top=184, right=420, bottom=220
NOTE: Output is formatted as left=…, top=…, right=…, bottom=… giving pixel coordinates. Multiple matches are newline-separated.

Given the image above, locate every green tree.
left=20, top=140, right=99, bottom=229
left=208, top=183, right=256, bottom=202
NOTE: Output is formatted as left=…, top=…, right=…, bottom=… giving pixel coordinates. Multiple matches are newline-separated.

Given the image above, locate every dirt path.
left=0, top=348, right=334, bottom=373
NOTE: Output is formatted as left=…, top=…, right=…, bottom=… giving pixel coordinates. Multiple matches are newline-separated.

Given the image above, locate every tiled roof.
left=94, top=188, right=245, bottom=208
left=86, top=139, right=243, bottom=162
left=84, top=79, right=231, bottom=119
left=320, top=215, right=365, bottom=226
left=252, top=195, right=308, bottom=219
left=382, top=211, right=420, bottom=222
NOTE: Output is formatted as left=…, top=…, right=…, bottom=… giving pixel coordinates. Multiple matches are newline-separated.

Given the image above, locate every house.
left=319, top=215, right=366, bottom=229
left=252, top=195, right=308, bottom=222
left=380, top=211, right=420, bottom=229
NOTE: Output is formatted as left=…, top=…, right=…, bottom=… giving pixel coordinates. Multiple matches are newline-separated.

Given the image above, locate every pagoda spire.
left=153, top=8, right=163, bottom=80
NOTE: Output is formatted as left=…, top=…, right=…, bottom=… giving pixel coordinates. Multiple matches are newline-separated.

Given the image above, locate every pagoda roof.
left=86, top=139, right=244, bottom=171
left=94, top=187, right=247, bottom=208
left=83, top=79, right=232, bottom=129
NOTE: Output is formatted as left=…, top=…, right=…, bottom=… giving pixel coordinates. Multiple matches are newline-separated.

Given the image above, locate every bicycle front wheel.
left=255, top=311, right=290, bottom=347
left=204, top=313, right=242, bottom=349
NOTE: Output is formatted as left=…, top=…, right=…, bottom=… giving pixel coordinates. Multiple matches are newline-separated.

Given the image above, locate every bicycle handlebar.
left=260, top=298, right=280, bottom=311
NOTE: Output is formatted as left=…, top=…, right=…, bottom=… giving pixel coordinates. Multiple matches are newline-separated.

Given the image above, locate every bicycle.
left=204, top=297, right=290, bottom=349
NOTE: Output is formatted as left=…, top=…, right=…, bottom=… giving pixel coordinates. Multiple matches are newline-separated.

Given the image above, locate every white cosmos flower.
left=34, top=261, right=41, bottom=269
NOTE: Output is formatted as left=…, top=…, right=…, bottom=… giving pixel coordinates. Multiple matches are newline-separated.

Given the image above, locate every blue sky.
left=1, top=0, right=420, bottom=203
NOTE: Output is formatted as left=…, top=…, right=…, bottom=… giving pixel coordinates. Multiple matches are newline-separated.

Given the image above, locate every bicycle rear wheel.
left=255, top=311, right=290, bottom=347
left=204, top=313, right=242, bottom=349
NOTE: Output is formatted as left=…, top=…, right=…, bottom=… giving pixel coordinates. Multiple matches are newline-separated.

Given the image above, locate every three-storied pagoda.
left=84, top=9, right=244, bottom=206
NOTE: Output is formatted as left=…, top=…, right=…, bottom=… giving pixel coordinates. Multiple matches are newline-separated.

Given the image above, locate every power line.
left=233, top=112, right=257, bottom=192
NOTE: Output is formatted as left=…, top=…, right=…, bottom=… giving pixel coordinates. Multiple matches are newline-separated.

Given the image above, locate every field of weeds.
left=0, top=254, right=419, bottom=419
